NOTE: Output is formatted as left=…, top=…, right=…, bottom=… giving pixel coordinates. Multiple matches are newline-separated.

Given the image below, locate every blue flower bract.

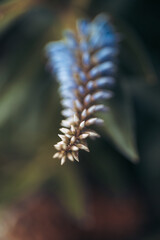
left=46, top=13, right=119, bottom=165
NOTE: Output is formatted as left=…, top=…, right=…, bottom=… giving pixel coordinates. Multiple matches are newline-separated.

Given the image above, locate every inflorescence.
left=46, top=13, right=119, bottom=165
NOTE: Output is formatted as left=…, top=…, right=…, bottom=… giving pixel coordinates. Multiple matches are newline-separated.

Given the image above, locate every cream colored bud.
left=76, top=144, right=89, bottom=152
left=61, top=156, right=66, bottom=165
left=67, top=153, right=74, bottom=161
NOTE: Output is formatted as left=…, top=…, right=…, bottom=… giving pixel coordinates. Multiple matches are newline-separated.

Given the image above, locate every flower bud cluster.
left=46, top=14, right=119, bottom=164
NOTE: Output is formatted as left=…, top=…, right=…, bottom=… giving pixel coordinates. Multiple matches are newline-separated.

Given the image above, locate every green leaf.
left=55, top=164, right=87, bottom=220
left=0, top=142, right=57, bottom=205
left=131, top=80, right=160, bottom=216
left=83, top=139, right=135, bottom=195
left=0, top=143, right=86, bottom=221
left=98, top=78, right=139, bottom=163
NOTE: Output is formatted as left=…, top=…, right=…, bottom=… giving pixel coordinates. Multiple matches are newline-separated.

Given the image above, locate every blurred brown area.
left=2, top=190, right=146, bottom=240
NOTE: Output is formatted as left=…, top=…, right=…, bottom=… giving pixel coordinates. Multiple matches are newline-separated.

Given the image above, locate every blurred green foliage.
left=0, top=0, right=160, bottom=239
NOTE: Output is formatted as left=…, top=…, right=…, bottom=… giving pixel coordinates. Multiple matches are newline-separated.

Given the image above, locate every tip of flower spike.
left=70, top=136, right=76, bottom=144
left=86, top=118, right=104, bottom=126
left=67, top=152, right=74, bottom=161
left=71, top=145, right=79, bottom=151
left=87, top=105, right=109, bottom=115
left=79, top=134, right=89, bottom=140
left=58, top=134, right=67, bottom=142
left=72, top=151, right=79, bottom=162
left=85, top=130, right=100, bottom=139
left=54, top=143, right=62, bottom=151
left=85, top=118, right=97, bottom=126
left=53, top=152, right=60, bottom=159
left=60, top=128, right=70, bottom=134
left=61, top=156, right=66, bottom=165
left=61, top=118, right=73, bottom=128
left=77, top=144, right=90, bottom=152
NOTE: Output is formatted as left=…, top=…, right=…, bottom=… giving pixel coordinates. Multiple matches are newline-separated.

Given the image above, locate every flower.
left=46, top=13, right=119, bottom=165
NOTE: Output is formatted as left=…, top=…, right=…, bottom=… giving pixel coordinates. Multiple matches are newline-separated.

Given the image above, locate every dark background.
left=0, top=0, right=160, bottom=239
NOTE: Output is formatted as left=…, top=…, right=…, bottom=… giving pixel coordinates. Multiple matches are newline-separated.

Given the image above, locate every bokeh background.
left=0, top=0, right=160, bottom=239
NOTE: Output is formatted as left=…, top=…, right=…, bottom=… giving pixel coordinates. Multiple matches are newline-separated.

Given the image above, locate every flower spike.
left=46, top=13, right=119, bottom=164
